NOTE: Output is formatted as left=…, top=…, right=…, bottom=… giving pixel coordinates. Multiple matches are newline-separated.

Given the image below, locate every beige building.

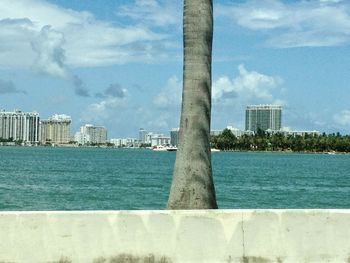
left=75, top=124, right=107, bottom=145
left=40, top=114, right=71, bottom=144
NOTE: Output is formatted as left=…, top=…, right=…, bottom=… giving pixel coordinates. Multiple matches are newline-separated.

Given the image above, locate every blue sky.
left=1, top=0, right=350, bottom=137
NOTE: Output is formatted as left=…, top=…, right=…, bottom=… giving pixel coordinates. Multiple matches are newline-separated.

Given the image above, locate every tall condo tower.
left=139, top=128, right=147, bottom=143
left=75, top=124, right=107, bottom=145
left=41, top=114, right=71, bottom=144
left=0, top=109, right=40, bottom=144
left=170, top=128, right=180, bottom=147
left=245, top=105, right=282, bottom=132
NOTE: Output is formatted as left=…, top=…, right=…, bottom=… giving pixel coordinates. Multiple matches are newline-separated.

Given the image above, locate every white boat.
left=153, top=145, right=216, bottom=152
left=166, top=146, right=177, bottom=151
left=152, top=145, right=167, bottom=151
left=211, top=148, right=220, bottom=152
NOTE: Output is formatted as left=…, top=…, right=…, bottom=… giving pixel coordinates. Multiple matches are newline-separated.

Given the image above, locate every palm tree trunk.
left=167, top=0, right=217, bottom=209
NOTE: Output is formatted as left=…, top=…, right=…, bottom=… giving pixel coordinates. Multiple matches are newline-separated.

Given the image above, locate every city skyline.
left=1, top=105, right=345, bottom=141
left=1, top=1, right=350, bottom=137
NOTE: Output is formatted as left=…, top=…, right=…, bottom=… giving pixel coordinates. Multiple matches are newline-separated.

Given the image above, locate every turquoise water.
left=0, top=147, right=349, bottom=210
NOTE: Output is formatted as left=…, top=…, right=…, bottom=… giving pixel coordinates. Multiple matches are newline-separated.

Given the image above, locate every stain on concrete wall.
left=48, top=257, right=72, bottom=263
left=242, top=256, right=271, bottom=263
left=93, top=254, right=171, bottom=263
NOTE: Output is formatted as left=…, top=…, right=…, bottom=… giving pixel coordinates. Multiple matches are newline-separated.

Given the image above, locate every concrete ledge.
left=0, top=210, right=349, bottom=262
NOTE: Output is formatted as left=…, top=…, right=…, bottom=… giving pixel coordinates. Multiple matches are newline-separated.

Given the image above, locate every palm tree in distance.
left=167, top=0, right=217, bottom=209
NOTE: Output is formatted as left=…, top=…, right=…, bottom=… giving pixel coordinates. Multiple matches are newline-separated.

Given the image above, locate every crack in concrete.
left=241, top=212, right=245, bottom=259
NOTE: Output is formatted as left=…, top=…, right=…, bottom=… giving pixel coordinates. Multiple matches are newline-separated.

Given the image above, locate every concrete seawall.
left=0, top=210, right=349, bottom=262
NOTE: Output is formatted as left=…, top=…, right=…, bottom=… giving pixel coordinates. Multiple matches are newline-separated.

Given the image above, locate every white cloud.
left=135, top=76, right=182, bottom=132
left=213, top=64, right=283, bottom=104
left=118, top=0, right=181, bottom=28
left=153, top=76, right=182, bottom=109
left=333, top=110, right=350, bottom=125
left=31, top=25, right=67, bottom=78
left=217, top=0, right=350, bottom=47
left=146, top=111, right=176, bottom=131
left=0, top=19, right=36, bottom=68
left=0, top=0, right=169, bottom=70
left=81, top=95, right=128, bottom=124
left=90, top=98, right=125, bottom=115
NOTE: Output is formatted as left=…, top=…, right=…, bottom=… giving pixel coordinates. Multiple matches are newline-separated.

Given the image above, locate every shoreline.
left=1, top=144, right=350, bottom=154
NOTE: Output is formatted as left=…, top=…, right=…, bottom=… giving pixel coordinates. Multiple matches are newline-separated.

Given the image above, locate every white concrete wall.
left=0, top=210, right=349, bottom=263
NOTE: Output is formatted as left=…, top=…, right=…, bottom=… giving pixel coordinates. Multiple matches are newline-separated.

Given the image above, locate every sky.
left=1, top=0, right=350, bottom=137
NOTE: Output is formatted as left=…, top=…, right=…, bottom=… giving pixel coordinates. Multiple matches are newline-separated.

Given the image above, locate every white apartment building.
left=74, top=132, right=90, bottom=145
left=0, top=109, right=40, bottom=144
left=145, top=133, right=153, bottom=144
left=151, top=134, right=170, bottom=147
left=139, top=128, right=147, bottom=144
left=143, top=132, right=171, bottom=146
left=246, top=104, right=282, bottom=132
left=266, top=129, right=320, bottom=137
left=226, top=126, right=254, bottom=137
left=75, top=124, right=107, bottom=145
left=40, top=114, right=71, bottom=144
left=110, top=138, right=137, bottom=147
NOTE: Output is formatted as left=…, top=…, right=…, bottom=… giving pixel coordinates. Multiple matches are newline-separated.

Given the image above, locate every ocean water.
left=0, top=147, right=349, bottom=210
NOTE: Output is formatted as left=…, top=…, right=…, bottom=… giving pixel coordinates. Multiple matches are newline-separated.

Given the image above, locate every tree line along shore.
left=211, top=129, right=350, bottom=153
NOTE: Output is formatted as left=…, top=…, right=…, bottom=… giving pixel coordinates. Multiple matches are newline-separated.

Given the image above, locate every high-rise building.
left=245, top=105, right=282, bottom=133
left=139, top=128, right=147, bottom=143
left=40, top=114, right=71, bottom=144
left=0, top=109, right=40, bottom=144
left=170, top=128, right=179, bottom=147
left=75, top=124, right=107, bottom=145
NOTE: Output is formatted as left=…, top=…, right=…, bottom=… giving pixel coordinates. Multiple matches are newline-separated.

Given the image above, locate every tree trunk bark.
left=167, top=0, right=217, bottom=209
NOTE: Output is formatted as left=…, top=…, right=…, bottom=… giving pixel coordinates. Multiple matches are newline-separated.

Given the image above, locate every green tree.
left=216, top=129, right=236, bottom=150
left=238, top=134, right=254, bottom=150
left=168, top=0, right=217, bottom=209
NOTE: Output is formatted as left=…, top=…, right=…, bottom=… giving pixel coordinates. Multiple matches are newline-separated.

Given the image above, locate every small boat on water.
left=152, top=145, right=217, bottom=152
left=152, top=145, right=178, bottom=151
left=152, top=145, right=167, bottom=151
left=166, top=146, right=177, bottom=151
left=211, top=148, right=220, bottom=152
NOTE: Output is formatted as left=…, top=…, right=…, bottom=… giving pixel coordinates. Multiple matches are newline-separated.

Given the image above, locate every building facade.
left=226, top=126, right=254, bottom=137
left=151, top=135, right=170, bottom=147
left=110, top=138, right=137, bottom=147
left=75, top=124, right=107, bottom=145
left=144, top=132, right=170, bottom=146
left=139, top=128, right=147, bottom=144
left=170, top=128, right=179, bottom=147
left=74, top=132, right=90, bottom=145
left=40, top=114, right=71, bottom=144
left=0, top=110, right=40, bottom=144
left=245, top=105, right=282, bottom=133
left=267, top=129, right=320, bottom=137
